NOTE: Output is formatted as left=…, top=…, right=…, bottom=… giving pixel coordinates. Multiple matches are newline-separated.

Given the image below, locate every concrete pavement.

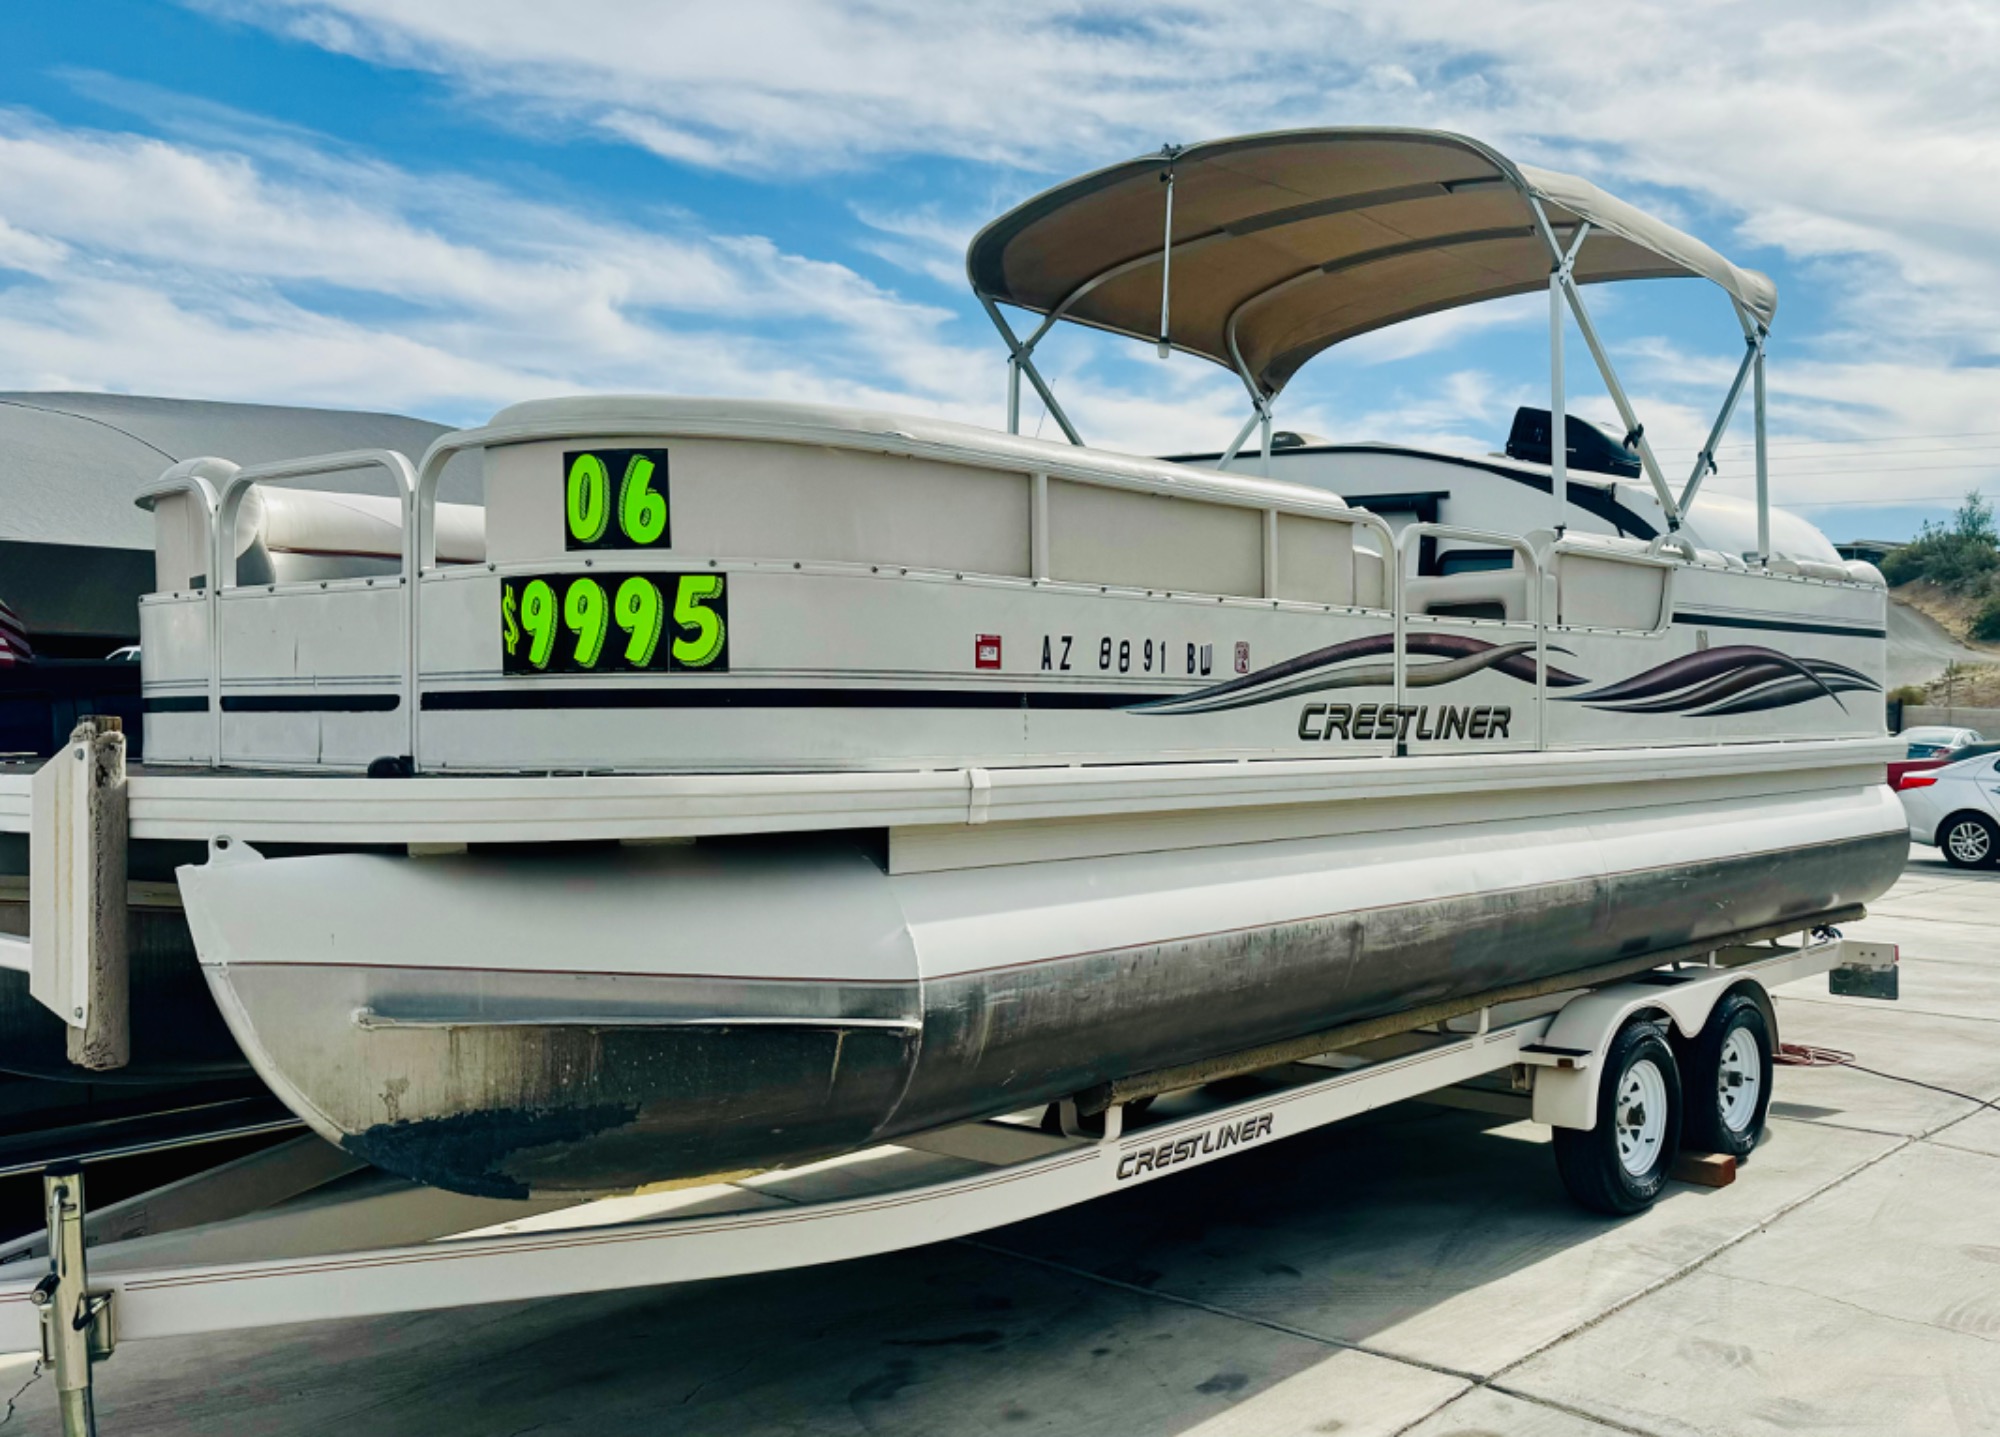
left=5, top=848, right=1996, bottom=1436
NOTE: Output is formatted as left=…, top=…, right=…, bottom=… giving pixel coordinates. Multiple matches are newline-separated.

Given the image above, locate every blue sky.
left=1, top=1, right=1997, bottom=542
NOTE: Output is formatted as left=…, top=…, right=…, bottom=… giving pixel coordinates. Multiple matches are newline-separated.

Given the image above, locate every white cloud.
left=850, top=205, right=980, bottom=288
left=0, top=1, right=1992, bottom=521
left=0, top=109, right=990, bottom=424
left=196, top=0, right=1342, bottom=172
left=199, top=1, right=2000, bottom=467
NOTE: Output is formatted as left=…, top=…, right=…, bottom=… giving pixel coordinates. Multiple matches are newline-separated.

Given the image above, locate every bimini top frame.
left=967, top=128, right=1779, bottom=559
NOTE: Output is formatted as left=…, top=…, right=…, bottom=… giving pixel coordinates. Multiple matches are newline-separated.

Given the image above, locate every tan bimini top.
left=967, top=128, right=1777, bottom=399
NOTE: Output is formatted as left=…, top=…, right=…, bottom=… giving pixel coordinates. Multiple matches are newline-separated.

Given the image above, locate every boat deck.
left=0, top=736, right=1902, bottom=854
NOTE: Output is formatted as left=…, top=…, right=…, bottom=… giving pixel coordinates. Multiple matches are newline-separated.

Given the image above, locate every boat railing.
left=398, top=415, right=1407, bottom=770
left=209, top=450, right=419, bottom=764
left=145, top=418, right=1877, bottom=772
left=1396, top=523, right=1548, bottom=750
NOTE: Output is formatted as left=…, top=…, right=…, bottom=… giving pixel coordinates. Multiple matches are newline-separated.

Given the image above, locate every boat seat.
left=231, top=489, right=486, bottom=586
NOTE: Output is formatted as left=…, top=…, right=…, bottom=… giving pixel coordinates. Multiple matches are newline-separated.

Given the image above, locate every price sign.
left=501, top=572, right=727, bottom=673
left=564, top=448, right=671, bottom=550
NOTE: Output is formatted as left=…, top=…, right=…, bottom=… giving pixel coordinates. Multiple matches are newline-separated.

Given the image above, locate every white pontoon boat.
left=5, top=129, right=1903, bottom=1203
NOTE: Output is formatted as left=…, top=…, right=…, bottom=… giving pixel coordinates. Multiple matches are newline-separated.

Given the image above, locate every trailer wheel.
left=1553, top=1020, right=1683, bottom=1215
left=1678, top=992, right=1773, bottom=1159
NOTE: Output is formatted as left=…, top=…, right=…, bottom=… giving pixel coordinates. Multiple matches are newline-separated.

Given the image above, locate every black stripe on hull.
left=222, top=693, right=402, bottom=713
left=1673, top=612, right=1886, bottom=640
left=148, top=694, right=404, bottom=714
left=423, top=686, right=1173, bottom=711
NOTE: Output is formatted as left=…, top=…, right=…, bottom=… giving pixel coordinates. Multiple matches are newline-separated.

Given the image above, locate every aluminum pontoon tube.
left=180, top=780, right=1907, bottom=1199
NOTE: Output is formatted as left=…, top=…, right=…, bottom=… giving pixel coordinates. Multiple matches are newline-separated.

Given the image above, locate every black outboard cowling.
left=1505, top=407, right=1641, bottom=479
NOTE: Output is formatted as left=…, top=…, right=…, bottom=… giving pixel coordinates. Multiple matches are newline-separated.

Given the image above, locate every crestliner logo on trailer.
left=1116, top=1112, right=1274, bottom=1181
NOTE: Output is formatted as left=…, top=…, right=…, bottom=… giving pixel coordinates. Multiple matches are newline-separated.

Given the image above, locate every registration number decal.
left=502, top=572, right=727, bottom=673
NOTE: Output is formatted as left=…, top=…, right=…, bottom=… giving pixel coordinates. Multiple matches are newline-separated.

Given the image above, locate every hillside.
left=1892, top=579, right=2000, bottom=647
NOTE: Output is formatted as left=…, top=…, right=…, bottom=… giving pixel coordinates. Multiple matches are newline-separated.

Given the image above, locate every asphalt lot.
left=5, top=845, right=1997, bottom=1436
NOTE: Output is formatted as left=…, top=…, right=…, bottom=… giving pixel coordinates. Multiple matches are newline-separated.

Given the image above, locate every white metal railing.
left=1396, top=523, right=1547, bottom=749
left=136, top=462, right=230, bottom=764
left=402, top=413, right=1411, bottom=771
left=207, top=450, right=419, bottom=763
left=168, top=428, right=1711, bottom=769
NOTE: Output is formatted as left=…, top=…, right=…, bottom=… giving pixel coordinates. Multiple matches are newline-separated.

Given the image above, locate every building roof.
left=0, top=392, right=458, bottom=552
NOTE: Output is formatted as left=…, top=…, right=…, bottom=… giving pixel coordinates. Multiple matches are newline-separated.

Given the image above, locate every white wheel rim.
left=1615, top=1058, right=1668, bottom=1177
left=1948, top=821, right=1991, bottom=864
left=1717, top=1027, right=1762, bottom=1133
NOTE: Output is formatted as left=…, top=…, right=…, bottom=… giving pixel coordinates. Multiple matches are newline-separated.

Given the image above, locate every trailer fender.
left=1530, top=971, right=1768, bottom=1132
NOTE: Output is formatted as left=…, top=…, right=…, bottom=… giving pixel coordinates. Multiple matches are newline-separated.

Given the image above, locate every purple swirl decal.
left=1559, top=645, right=1877, bottom=717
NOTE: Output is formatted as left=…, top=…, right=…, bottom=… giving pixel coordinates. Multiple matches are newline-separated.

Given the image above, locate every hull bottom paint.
left=182, top=782, right=1908, bottom=1198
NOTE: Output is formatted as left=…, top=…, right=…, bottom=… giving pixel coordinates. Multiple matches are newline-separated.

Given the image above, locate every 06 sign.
left=564, top=448, right=671, bottom=550
left=502, top=572, right=727, bottom=674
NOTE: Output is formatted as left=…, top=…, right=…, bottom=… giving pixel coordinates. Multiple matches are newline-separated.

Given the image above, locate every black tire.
left=1677, top=991, right=1773, bottom=1159
left=1553, top=1020, right=1683, bottom=1216
left=1937, top=812, right=1999, bottom=869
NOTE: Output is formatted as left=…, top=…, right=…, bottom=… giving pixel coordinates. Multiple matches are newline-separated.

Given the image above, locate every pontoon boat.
left=6, top=129, right=1903, bottom=1198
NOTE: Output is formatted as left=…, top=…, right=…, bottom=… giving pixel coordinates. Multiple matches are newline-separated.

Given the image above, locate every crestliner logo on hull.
left=1299, top=702, right=1512, bottom=742
left=1116, top=1112, right=1274, bottom=1181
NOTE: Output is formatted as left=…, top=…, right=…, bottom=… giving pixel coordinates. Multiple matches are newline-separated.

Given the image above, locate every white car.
left=1898, top=752, right=2000, bottom=867
left=1900, top=724, right=1982, bottom=759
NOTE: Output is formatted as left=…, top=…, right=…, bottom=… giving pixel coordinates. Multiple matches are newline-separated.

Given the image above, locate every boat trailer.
left=1, top=932, right=1896, bottom=1435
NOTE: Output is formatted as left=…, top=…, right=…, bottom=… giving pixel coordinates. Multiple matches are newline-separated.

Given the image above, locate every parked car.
left=1902, top=725, right=1982, bottom=757
left=1897, top=751, right=2000, bottom=867
left=1888, top=727, right=1993, bottom=791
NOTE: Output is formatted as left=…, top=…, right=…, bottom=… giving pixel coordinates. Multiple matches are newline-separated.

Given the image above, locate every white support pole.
left=1549, top=271, right=1568, bottom=533
left=1754, top=333, right=1770, bottom=565
left=979, top=296, right=1084, bottom=446
left=1259, top=405, right=1273, bottom=476
left=1525, top=200, right=1681, bottom=532
left=1677, top=335, right=1760, bottom=515
left=1007, top=357, right=1021, bottom=435
left=1534, top=212, right=1591, bottom=535
left=1157, top=159, right=1176, bottom=359
left=1557, top=272, right=1682, bottom=530
left=1215, top=405, right=1263, bottom=472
